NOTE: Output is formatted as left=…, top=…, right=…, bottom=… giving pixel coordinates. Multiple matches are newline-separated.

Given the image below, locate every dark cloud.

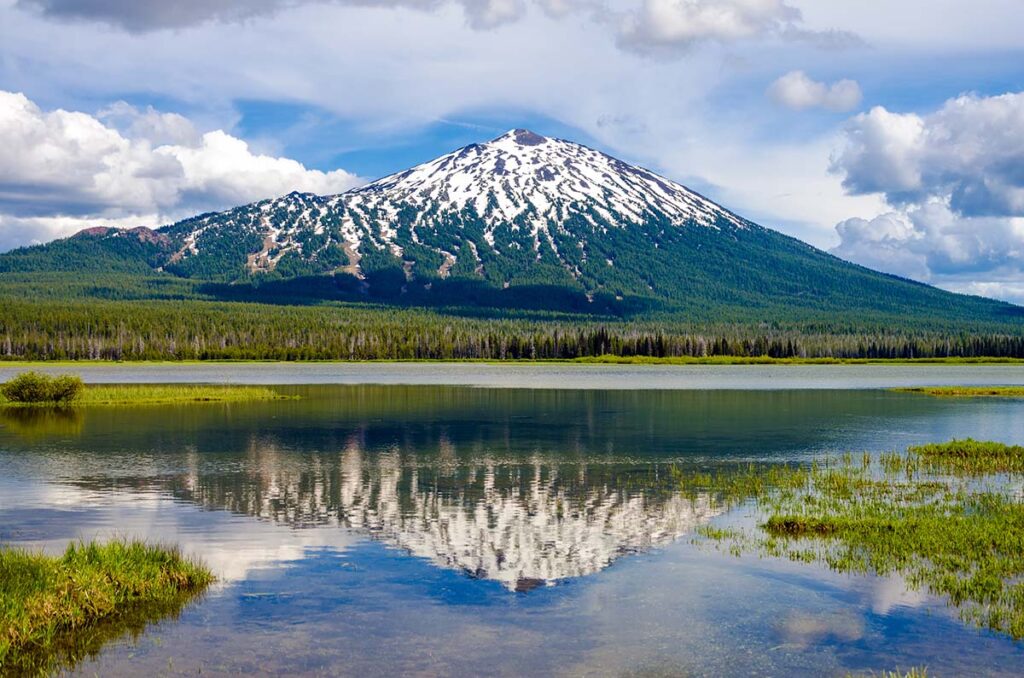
left=16, top=0, right=534, bottom=32
left=17, top=0, right=293, bottom=31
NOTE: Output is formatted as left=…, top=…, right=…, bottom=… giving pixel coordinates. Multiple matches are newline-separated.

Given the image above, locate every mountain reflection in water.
left=153, top=438, right=719, bottom=591
left=1, top=385, right=1005, bottom=592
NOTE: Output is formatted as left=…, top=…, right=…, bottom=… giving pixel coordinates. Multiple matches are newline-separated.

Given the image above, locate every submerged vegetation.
left=687, top=441, right=1024, bottom=640
left=0, top=372, right=295, bottom=406
left=0, top=540, right=213, bottom=675
left=896, top=386, right=1024, bottom=398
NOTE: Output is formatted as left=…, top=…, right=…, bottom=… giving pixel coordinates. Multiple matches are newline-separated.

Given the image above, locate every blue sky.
left=1, top=0, right=1023, bottom=301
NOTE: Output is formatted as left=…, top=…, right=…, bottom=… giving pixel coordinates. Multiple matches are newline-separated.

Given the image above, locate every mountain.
left=2, top=128, right=1019, bottom=322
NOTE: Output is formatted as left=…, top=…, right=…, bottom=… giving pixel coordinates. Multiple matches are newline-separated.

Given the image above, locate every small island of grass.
left=0, top=540, right=213, bottom=674
left=684, top=439, right=1024, bottom=640
left=895, top=386, right=1024, bottom=398
left=0, top=371, right=295, bottom=407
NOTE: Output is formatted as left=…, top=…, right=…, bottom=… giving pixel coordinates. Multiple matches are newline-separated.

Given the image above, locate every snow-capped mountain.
left=6, top=127, right=1014, bottom=320
left=156, top=129, right=758, bottom=293
left=348, top=128, right=745, bottom=243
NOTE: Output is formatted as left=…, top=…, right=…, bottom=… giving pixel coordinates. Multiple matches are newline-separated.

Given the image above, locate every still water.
left=2, top=371, right=1024, bottom=676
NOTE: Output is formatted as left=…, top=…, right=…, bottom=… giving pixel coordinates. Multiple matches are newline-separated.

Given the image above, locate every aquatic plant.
left=690, top=441, right=1024, bottom=640
left=0, top=539, right=213, bottom=675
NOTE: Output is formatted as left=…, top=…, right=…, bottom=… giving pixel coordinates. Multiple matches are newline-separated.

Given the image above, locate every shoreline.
left=2, top=356, right=1024, bottom=368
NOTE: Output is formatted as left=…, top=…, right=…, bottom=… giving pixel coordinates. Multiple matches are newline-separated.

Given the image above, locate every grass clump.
left=895, top=386, right=1024, bottom=398
left=0, top=539, right=213, bottom=674
left=0, top=374, right=295, bottom=407
left=690, top=442, right=1024, bottom=640
left=0, top=371, right=83, bottom=404
left=902, top=438, right=1024, bottom=475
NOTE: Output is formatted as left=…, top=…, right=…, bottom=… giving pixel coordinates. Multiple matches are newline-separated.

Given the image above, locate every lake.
left=2, top=366, right=1024, bottom=676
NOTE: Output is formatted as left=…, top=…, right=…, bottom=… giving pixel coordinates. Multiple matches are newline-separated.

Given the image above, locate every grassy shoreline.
left=895, top=386, right=1024, bottom=397
left=689, top=439, right=1024, bottom=640
left=0, top=540, right=213, bottom=674
left=0, top=383, right=296, bottom=407
left=2, top=355, right=1024, bottom=367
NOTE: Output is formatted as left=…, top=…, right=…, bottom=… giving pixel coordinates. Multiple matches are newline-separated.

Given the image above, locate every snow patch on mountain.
left=159, top=129, right=748, bottom=277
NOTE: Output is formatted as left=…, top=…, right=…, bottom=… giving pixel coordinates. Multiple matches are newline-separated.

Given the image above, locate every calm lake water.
left=2, top=366, right=1024, bottom=676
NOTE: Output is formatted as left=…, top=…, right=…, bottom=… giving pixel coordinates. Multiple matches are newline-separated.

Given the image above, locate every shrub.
left=0, top=371, right=84, bottom=404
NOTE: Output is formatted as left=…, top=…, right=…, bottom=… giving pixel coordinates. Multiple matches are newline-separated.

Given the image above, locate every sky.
left=1, top=0, right=1023, bottom=302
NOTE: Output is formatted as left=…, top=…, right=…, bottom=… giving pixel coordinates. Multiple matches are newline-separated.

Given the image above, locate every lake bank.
left=3, top=355, right=1024, bottom=368
left=2, top=362, right=1024, bottom=390
left=0, top=540, right=212, bottom=675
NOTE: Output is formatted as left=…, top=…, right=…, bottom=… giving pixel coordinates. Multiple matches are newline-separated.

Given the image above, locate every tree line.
left=3, top=299, right=1024, bottom=361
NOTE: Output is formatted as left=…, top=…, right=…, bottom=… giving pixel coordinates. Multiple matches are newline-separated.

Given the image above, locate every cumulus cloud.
left=830, top=92, right=1024, bottom=304
left=834, top=93, right=1024, bottom=214
left=767, top=70, right=862, bottom=112
left=0, top=91, right=363, bottom=250
left=617, top=0, right=859, bottom=56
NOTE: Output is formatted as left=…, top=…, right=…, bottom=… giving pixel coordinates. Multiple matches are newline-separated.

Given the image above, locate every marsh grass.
left=689, top=442, right=1024, bottom=640
left=0, top=540, right=213, bottom=675
left=895, top=386, right=1024, bottom=397
left=892, top=439, right=1024, bottom=475
left=0, top=382, right=295, bottom=407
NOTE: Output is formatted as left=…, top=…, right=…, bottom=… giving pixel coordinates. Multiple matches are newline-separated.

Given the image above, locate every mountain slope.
left=2, top=129, right=1020, bottom=323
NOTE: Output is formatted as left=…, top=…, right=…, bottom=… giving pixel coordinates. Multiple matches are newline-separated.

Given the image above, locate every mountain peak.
left=158, top=130, right=748, bottom=282
left=496, top=128, right=548, bottom=146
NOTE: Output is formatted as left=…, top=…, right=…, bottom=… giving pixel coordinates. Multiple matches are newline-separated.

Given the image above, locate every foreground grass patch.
left=0, top=540, right=213, bottom=674
left=687, top=443, right=1024, bottom=640
left=0, top=380, right=296, bottom=407
left=895, top=386, right=1024, bottom=398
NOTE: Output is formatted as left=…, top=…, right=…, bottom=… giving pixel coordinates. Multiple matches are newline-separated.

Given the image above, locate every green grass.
left=892, top=439, right=1024, bottom=475
left=895, top=386, right=1024, bottom=397
left=0, top=383, right=296, bottom=407
left=0, top=540, right=213, bottom=674
left=689, top=443, right=1024, bottom=640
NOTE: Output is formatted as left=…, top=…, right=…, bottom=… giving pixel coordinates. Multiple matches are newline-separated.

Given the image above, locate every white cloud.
left=461, top=0, right=526, bottom=28
left=616, top=0, right=859, bottom=56
left=830, top=91, right=1024, bottom=304
left=767, top=70, right=861, bottom=112
left=0, top=91, right=363, bottom=250
left=833, top=93, right=1024, bottom=215
left=618, top=0, right=796, bottom=53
